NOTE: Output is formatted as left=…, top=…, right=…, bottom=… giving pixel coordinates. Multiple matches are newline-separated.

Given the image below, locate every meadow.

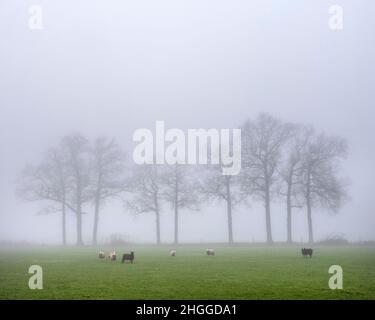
left=0, top=245, right=374, bottom=300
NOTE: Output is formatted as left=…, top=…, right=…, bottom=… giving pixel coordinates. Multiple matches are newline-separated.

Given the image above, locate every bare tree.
left=126, top=164, right=164, bottom=244
left=61, top=133, right=91, bottom=246
left=241, top=113, right=293, bottom=244
left=162, top=164, right=199, bottom=244
left=90, top=137, right=125, bottom=245
left=278, top=125, right=311, bottom=243
left=199, top=164, right=244, bottom=244
left=17, top=148, right=73, bottom=245
left=299, top=132, right=348, bottom=243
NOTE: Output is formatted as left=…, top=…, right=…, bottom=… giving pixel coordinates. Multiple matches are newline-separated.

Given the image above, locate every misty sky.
left=0, top=0, right=374, bottom=244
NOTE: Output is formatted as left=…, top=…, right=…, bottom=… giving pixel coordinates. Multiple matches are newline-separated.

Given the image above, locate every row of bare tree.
left=17, top=113, right=348, bottom=245
left=17, top=135, right=125, bottom=245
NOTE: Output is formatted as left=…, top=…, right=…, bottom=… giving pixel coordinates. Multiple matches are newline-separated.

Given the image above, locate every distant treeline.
left=17, top=113, right=348, bottom=245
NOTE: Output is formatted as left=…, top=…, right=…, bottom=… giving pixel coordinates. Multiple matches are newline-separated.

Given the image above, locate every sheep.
left=301, top=248, right=313, bottom=258
left=206, top=248, right=215, bottom=256
left=98, top=250, right=105, bottom=259
left=108, top=249, right=117, bottom=261
left=169, top=249, right=176, bottom=257
left=122, top=251, right=134, bottom=264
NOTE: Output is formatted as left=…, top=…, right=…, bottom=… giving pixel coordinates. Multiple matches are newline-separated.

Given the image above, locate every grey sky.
left=0, top=0, right=374, bottom=244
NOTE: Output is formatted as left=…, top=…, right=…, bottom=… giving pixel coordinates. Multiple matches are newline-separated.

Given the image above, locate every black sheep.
left=122, top=251, right=134, bottom=264
left=301, top=248, right=313, bottom=258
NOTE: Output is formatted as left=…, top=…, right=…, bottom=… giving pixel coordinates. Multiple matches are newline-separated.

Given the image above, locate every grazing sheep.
left=169, top=249, right=176, bottom=257
left=98, top=250, right=105, bottom=259
left=206, top=248, right=215, bottom=256
left=301, top=248, right=313, bottom=258
left=122, top=251, right=134, bottom=264
left=108, top=249, right=117, bottom=261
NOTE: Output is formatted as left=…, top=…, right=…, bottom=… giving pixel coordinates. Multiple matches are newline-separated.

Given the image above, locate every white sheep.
left=98, top=250, right=105, bottom=259
left=169, top=249, right=176, bottom=257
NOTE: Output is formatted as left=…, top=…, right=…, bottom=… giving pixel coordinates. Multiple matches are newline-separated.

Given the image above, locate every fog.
left=0, top=0, right=374, bottom=244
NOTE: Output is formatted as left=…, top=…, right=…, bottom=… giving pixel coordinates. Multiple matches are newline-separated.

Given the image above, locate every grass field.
left=0, top=245, right=374, bottom=299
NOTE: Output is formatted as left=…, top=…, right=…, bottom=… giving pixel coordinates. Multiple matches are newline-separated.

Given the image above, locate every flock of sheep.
left=98, top=247, right=312, bottom=263
left=170, top=248, right=215, bottom=256
left=98, top=249, right=135, bottom=263
left=98, top=248, right=216, bottom=263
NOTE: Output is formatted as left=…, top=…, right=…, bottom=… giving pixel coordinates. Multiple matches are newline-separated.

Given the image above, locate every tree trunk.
left=76, top=199, right=84, bottom=246
left=156, top=210, right=161, bottom=245
left=264, top=183, right=273, bottom=244
left=306, top=172, right=314, bottom=244
left=307, top=202, right=313, bottom=244
left=174, top=167, right=179, bottom=245
left=225, top=178, right=233, bottom=244
left=174, top=205, right=178, bottom=245
left=92, top=194, right=100, bottom=245
left=75, top=176, right=84, bottom=246
left=62, top=200, right=66, bottom=246
left=286, top=182, right=292, bottom=243
left=154, top=195, right=161, bottom=245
